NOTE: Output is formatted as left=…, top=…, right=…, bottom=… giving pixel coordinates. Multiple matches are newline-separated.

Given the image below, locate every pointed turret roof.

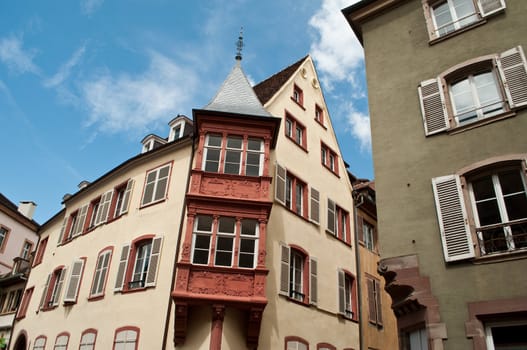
left=203, top=61, right=272, bottom=118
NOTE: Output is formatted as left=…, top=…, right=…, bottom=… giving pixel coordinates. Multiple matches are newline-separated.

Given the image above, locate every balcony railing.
left=477, top=219, right=527, bottom=255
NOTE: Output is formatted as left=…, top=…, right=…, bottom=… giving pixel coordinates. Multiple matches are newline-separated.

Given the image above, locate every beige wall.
left=0, top=211, right=38, bottom=274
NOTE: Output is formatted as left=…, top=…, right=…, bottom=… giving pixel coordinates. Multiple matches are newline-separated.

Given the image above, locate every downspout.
left=353, top=191, right=365, bottom=350
left=162, top=136, right=195, bottom=350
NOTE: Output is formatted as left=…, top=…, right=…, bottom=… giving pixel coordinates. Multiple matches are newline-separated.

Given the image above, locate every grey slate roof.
left=203, top=61, right=273, bottom=117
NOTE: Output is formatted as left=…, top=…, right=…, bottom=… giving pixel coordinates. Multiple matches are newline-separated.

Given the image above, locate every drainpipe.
left=162, top=135, right=195, bottom=350
left=353, top=191, right=364, bottom=350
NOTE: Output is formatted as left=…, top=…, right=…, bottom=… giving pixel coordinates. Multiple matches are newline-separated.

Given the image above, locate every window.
left=275, top=163, right=308, bottom=218
left=309, top=188, right=320, bottom=225
left=53, top=333, right=69, bottom=350
left=424, top=0, right=505, bottom=41
left=404, top=328, right=428, bottom=350
left=63, top=258, right=85, bottom=304
left=33, top=237, right=48, bottom=266
left=315, top=104, right=324, bottom=126
left=90, top=248, right=112, bottom=298
left=2, top=289, right=22, bottom=313
left=191, top=215, right=259, bottom=269
left=419, top=46, right=527, bottom=136
left=284, top=112, right=307, bottom=149
left=327, top=199, right=351, bottom=244
left=64, top=204, right=88, bottom=241
left=33, top=336, right=47, bottom=350
left=203, top=134, right=264, bottom=176
left=317, top=344, right=336, bottom=350
left=112, top=179, right=134, bottom=219
left=292, top=84, right=304, bottom=106
left=279, top=243, right=317, bottom=305
left=285, top=336, right=308, bottom=350
left=321, top=143, right=339, bottom=175
left=359, top=217, right=376, bottom=252
left=40, top=266, right=66, bottom=310
left=169, top=121, right=184, bottom=141
left=16, top=287, right=33, bottom=319
left=79, top=329, right=97, bottom=350
left=367, top=277, right=383, bottom=327
left=88, top=190, right=113, bottom=229
left=432, top=160, right=527, bottom=261
left=485, top=321, right=527, bottom=350
left=113, top=327, right=139, bottom=350
left=141, top=163, right=171, bottom=206
left=20, top=240, right=33, bottom=260
left=114, top=236, right=163, bottom=292
left=0, top=225, right=9, bottom=252
left=338, top=270, right=357, bottom=320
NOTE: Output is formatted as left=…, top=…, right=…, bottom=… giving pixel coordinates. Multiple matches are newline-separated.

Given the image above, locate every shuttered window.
left=419, top=46, right=527, bottom=136
left=309, top=257, right=318, bottom=305
left=16, top=287, right=33, bottom=319
left=40, top=267, right=67, bottom=310
left=310, top=188, right=320, bottom=224
left=90, top=249, right=112, bottom=297
left=64, top=259, right=85, bottom=303
left=367, top=277, right=383, bottom=326
left=338, top=269, right=357, bottom=320
left=279, top=243, right=316, bottom=306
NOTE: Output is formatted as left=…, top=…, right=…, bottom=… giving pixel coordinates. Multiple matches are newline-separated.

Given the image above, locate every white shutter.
left=497, top=46, right=527, bottom=108
left=338, top=269, right=346, bottom=315
left=114, top=244, right=130, bottom=291
left=119, top=179, right=134, bottom=215
left=39, top=274, right=51, bottom=310
left=145, top=237, right=163, bottom=287
left=57, top=217, right=67, bottom=245
left=64, top=259, right=84, bottom=303
left=478, top=0, right=506, bottom=17
left=275, top=163, right=286, bottom=205
left=327, top=199, right=336, bottom=235
left=432, top=175, right=475, bottom=261
left=418, top=78, right=449, bottom=135
left=52, top=268, right=66, bottom=306
left=309, top=257, right=317, bottom=305
left=310, top=187, right=320, bottom=224
left=279, top=243, right=290, bottom=296
left=95, top=190, right=113, bottom=225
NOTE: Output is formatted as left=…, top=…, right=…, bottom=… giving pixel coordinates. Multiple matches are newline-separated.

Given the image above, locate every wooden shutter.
left=367, top=278, right=377, bottom=324
left=338, top=269, right=346, bottom=315
left=57, top=218, right=67, bottom=245
left=310, top=187, right=320, bottom=224
left=478, top=0, right=506, bottom=17
left=418, top=78, right=449, bottom=136
left=357, top=216, right=364, bottom=242
left=145, top=237, right=163, bottom=287
left=375, top=279, right=383, bottom=326
left=73, top=204, right=88, bottom=237
left=64, top=259, right=84, bottom=303
left=114, top=244, right=130, bottom=291
left=96, top=190, right=113, bottom=225
left=275, top=163, right=286, bottom=205
left=432, top=175, right=475, bottom=261
left=309, top=257, right=317, bottom=305
left=497, top=46, right=527, bottom=108
left=279, top=243, right=290, bottom=296
left=120, top=179, right=135, bottom=215
left=39, top=274, right=51, bottom=310
left=52, top=268, right=66, bottom=306
left=327, top=199, right=336, bottom=235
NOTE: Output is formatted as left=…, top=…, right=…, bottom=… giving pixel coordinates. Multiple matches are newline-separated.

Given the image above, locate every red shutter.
left=418, top=78, right=449, bottom=136
left=498, top=46, right=527, bottom=108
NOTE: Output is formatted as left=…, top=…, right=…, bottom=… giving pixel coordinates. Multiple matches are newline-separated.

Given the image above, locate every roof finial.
left=235, top=27, right=244, bottom=61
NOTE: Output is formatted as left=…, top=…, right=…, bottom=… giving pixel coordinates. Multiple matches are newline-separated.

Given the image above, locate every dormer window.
left=141, top=135, right=167, bottom=154
left=169, top=122, right=184, bottom=142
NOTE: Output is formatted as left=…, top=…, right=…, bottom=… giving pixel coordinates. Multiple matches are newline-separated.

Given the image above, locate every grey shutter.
left=309, top=257, right=317, bottom=305
left=338, top=269, right=345, bottom=315
left=432, top=175, right=475, bottom=261
left=64, top=259, right=84, bottom=303
left=57, top=217, right=67, bottom=246
left=478, top=0, right=506, bottom=17
left=310, top=188, right=320, bottom=224
left=279, top=243, right=290, bottom=296
left=73, top=204, right=88, bottom=237
left=275, top=163, right=286, bottom=205
left=418, top=78, right=449, bottom=135
left=39, top=274, right=51, bottom=310
left=367, top=278, right=376, bottom=324
left=114, top=244, right=130, bottom=291
left=375, top=279, right=383, bottom=326
left=327, top=199, right=336, bottom=235
left=497, top=46, right=527, bottom=108
left=52, top=268, right=66, bottom=306
left=120, top=179, right=134, bottom=215
left=98, top=190, right=113, bottom=224
left=145, top=236, right=163, bottom=287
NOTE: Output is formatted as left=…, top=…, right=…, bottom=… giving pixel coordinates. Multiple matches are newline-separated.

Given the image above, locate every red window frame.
left=285, top=336, right=309, bottom=350
left=284, top=112, right=307, bottom=151
left=320, top=142, right=339, bottom=176
left=16, top=286, right=34, bottom=319
left=285, top=172, right=308, bottom=219
left=292, top=84, right=304, bottom=107
left=53, top=332, right=70, bottom=350
left=79, top=328, right=98, bottom=350
left=0, top=225, right=11, bottom=253
left=33, top=335, right=47, bottom=350
left=33, top=237, right=48, bottom=266
left=41, top=265, right=65, bottom=311
left=315, top=104, right=325, bottom=127
left=113, top=326, right=140, bottom=350
left=317, top=343, right=336, bottom=350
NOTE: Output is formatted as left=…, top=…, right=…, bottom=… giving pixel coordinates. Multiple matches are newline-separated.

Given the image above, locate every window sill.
left=87, top=294, right=105, bottom=302
left=315, top=118, right=326, bottom=129
left=473, top=248, right=527, bottom=265
left=326, top=230, right=352, bottom=247
left=139, top=198, right=167, bottom=210
left=118, top=286, right=150, bottom=294
left=322, top=163, right=340, bottom=178
left=447, top=110, right=516, bottom=135
left=279, top=203, right=310, bottom=223
left=290, top=97, right=306, bottom=111
left=285, top=136, right=308, bottom=153
left=338, top=313, right=358, bottom=323
left=428, top=19, right=486, bottom=46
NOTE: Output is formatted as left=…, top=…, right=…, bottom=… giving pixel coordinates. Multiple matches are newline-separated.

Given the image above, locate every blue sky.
left=0, top=0, right=369, bottom=224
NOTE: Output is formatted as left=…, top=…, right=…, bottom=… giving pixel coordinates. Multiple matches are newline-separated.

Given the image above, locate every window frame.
left=63, top=258, right=86, bottom=304
left=89, top=247, right=113, bottom=299
left=317, top=343, right=336, bottom=350
left=140, top=163, right=172, bottom=207
left=320, top=142, right=339, bottom=176
left=284, top=112, right=307, bottom=150
left=279, top=243, right=317, bottom=306
left=16, top=286, right=34, bottom=319
left=20, top=240, right=33, bottom=260
left=40, top=265, right=67, bottom=310
left=338, top=269, right=358, bottom=321
left=53, top=332, right=70, bottom=350
left=275, top=163, right=309, bottom=220
left=110, top=179, right=134, bottom=220
left=292, top=84, right=304, bottom=107
left=315, top=104, right=325, bottom=127
left=0, top=225, right=10, bottom=253
left=113, top=326, right=140, bottom=350
left=327, top=199, right=351, bottom=245
left=33, top=335, right=47, bottom=350
left=79, top=329, right=97, bottom=350
left=367, top=276, right=383, bottom=327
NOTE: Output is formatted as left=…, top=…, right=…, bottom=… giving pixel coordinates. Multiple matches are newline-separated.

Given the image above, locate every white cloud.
left=346, top=106, right=371, bottom=152
left=0, top=35, right=40, bottom=75
left=81, top=0, right=104, bottom=15
left=44, top=44, right=86, bottom=88
left=81, top=51, right=198, bottom=133
left=308, top=0, right=363, bottom=87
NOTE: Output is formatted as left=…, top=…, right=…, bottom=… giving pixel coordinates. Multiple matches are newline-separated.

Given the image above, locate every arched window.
left=285, top=336, right=309, bottom=350
left=79, top=329, right=97, bottom=350
left=113, top=327, right=139, bottom=350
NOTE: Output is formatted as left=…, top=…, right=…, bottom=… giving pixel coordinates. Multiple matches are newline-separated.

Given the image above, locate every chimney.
left=18, top=201, right=37, bottom=220
left=78, top=180, right=90, bottom=190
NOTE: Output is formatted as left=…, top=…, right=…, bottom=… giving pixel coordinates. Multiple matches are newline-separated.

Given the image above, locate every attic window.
left=169, top=122, right=184, bottom=142
left=292, top=84, right=304, bottom=107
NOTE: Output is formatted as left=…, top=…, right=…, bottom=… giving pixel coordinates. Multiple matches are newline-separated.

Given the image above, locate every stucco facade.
left=343, top=1, right=527, bottom=349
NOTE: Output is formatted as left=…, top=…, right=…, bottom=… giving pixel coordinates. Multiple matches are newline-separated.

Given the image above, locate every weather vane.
left=235, top=27, right=244, bottom=61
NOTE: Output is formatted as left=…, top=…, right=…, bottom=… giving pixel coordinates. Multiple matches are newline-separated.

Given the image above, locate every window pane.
left=246, top=153, right=261, bottom=176
left=474, top=72, right=503, bottom=116
left=238, top=252, right=254, bottom=268
left=295, top=126, right=303, bottom=144
left=241, top=219, right=258, bottom=236
left=218, top=217, right=235, bottom=233
left=194, top=235, right=211, bottom=249
left=480, top=227, right=508, bottom=253
left=224, top=150, right=241, bottom=174
left=453, top=0, right=477, bottom=27
left=286, top=177, right=292, bottom=209
left=511, top=222, right=527, bottom=250
left=192, top=250, right=209, bottom=264
left=476, top=200, right=502, bottom=226
left=205, top=149, right=220, bottom=172
left=499, top=171, right=526, bottom=195
left=472, top=176, right=496, bottom=201
left=296, top=183, right=303, bottom=215
left=227, top=136, right=242, bottom=149
left=154, top=178, right=168, bottom=201
left=433, top=2, right=455, bottom=35
left=247, top=138, right=262, bottom=151
left=216, top=236, right=233, bottom=251
left=504, top=194, right=527, bottom=221
left=285, top=119, right=292, bottom=137
left=240, top=239, right=255, bottom=252
left=196, top=216, right=213, bottom=232
left=207, top=135, right=222, bottom=147
left=451, top=78, right=476, bottom=121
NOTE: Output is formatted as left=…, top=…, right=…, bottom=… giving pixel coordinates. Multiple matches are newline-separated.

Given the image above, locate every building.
left=343, top=1, right=527, bottom=349
left=349, top=175, right=398, bottom=350
left=10, top=53, right=361, bottom=350
left=0, top=194, right=39, bottom=347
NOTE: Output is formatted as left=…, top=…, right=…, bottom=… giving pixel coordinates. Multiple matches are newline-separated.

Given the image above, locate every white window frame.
left=485, top=320, right=527, bottom=350
left=141, top=164, right=171, bottom=207
left=53, top=334, right=69, bottom=350
left=169, top=121, right=185, bottom=141
left=238, top=219, right=259, bottom=269
left=289, top=250, right=304, bottom=302
left=203, top=134, right=223, bottom=173
left=191, top=215, right=213, bottom=265
left=245, top=138, right=264, bottom=176
left=214, top=217, right=236, bottom=267
left=223, top=136, right=243, bottom=175
left=131, top=241, right=152, bottom=288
